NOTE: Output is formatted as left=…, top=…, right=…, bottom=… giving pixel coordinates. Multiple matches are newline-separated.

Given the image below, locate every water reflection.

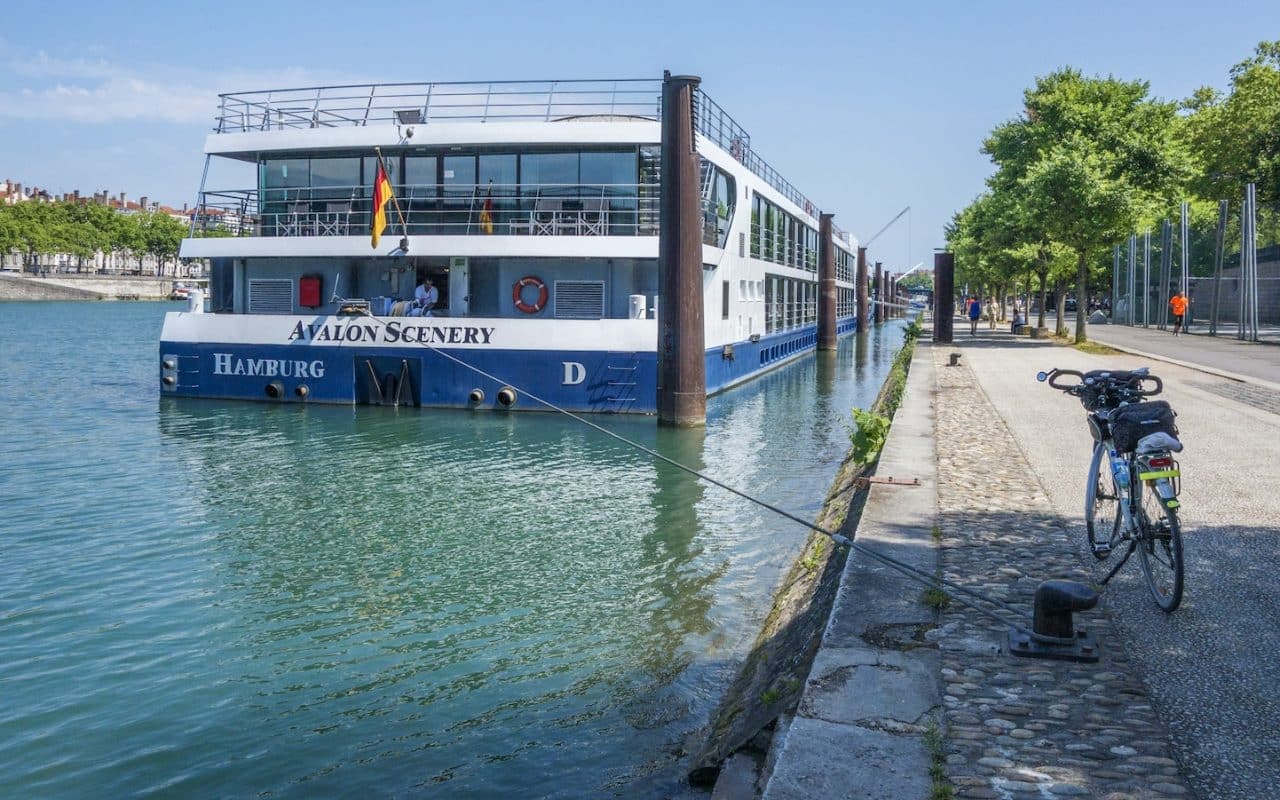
left=0, top=302, right=904, bottom=800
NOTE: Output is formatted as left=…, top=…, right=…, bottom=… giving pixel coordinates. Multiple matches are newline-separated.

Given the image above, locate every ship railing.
left=210, top=80, right=828, bottom=228
left=215, top=80, right=663, bottom=134
left=747, top=221, right=820, bottom=271
left=692, top=88, right=821, bottom=220
left=190, top=183, right=682, bottom=238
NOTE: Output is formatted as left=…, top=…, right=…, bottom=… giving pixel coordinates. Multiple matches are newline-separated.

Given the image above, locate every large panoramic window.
left=749, top=192, right=817, bottom=271
left=521, top=153, right=579, bottom=196
left=580, top=151, right=635, bottom=185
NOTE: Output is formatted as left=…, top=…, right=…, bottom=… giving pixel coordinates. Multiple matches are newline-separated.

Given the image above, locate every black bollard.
left=1009, top=580, right=1101, bottom=662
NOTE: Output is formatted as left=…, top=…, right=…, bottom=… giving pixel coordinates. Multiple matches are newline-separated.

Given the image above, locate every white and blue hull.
left=160, top=312, right=861, bottom=412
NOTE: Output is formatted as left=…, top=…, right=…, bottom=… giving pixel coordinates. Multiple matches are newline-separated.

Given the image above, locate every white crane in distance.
left=860, top=206, right=911, bottom=276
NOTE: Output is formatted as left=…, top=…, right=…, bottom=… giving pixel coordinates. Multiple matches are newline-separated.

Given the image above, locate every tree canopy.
left=0, top=201, right=190, bottom=272
left=946, top=40, right=1280, bottom=342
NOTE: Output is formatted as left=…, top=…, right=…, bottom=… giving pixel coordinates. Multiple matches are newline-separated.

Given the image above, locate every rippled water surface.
left=0, top=302, right=905, bottom=798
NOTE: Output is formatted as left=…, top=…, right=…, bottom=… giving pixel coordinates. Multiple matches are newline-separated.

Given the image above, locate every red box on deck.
left=299, top=274, right=322, bottom=308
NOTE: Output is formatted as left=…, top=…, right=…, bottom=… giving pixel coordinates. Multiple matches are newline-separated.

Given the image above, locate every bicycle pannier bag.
left=1109, top=401, right=1178, bottom=453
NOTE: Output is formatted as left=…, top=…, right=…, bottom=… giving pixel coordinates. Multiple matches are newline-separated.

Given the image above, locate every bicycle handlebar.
left=1037, top=367, right=1163, bottom=399
left=1045, top=368, right=1084, bottom=391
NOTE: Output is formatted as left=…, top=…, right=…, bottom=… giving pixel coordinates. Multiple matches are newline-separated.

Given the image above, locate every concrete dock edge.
left=760, top=340, right=940, bottom=800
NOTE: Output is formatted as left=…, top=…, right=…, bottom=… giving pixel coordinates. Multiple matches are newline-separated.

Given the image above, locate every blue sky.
left=2, top=0, right=1276, bottom=272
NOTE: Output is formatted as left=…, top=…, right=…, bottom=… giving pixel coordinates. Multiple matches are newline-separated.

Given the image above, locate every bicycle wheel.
left=1136, top=482, right=1184, bottom=612
left=1085, top=442, right=1121, bottom=559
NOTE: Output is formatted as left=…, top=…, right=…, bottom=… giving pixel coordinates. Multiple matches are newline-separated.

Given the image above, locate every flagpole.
left=374, top=146, right=408, bottom=233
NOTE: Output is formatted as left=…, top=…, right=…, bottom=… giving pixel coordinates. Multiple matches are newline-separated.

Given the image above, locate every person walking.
left=1169, top=290, right=1188, bottom=336
left=986, top=297, right=999, bottom=329
left=967, top=295, right=981, bottom=335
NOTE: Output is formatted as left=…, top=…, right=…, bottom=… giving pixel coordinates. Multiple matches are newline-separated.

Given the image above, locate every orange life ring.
left=513, top=275, right=548, bottom=314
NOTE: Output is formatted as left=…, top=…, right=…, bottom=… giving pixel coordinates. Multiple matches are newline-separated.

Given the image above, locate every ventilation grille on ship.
left=248, top=279, right=294, bottom=314
left=553, top=281, right=605, bottom=319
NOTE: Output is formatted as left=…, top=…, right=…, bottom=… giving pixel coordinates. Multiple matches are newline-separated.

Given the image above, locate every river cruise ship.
left=161, top=78, right=864, bottom=412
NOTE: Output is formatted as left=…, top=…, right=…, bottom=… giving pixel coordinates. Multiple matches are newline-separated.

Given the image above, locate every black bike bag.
left=1109, top=401, right=1178, bottom=453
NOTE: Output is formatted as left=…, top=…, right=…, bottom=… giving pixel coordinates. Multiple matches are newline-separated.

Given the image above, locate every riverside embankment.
left=0, top=272, right=171, bottom=300
left=755, top=320, right=1279, bottom=799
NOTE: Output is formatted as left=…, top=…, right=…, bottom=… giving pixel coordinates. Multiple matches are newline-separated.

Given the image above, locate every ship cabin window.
left=749, top=193, right=817, bottom=272
left=259, top=148, right=644, bottom=237
left=764, top=273, right=818, bottom=334
left=699, top=161, right=736, bottom=248
left=722, top=280, right=730, bottom=320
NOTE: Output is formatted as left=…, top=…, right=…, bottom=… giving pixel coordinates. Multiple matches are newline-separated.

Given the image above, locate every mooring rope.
left=347, top=307, right=1031, bottom=634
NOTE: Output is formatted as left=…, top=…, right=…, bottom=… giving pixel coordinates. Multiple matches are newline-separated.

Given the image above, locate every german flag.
left=371, top=160, right=394, bottom=248
left=478, top=180, right=494, bottom=234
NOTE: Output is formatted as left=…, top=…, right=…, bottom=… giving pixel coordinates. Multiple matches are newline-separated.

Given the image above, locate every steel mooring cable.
left=348, top=308, right=1032, bottom=634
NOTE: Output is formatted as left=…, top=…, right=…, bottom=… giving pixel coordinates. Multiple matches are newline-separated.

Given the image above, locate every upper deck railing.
left=212, top=79, right=831, bottom=229
left=215, top=80, right=664, bottom=132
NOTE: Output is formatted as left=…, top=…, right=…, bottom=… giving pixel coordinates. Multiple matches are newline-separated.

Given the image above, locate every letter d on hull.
left=562, top=362, right=586, bottom=385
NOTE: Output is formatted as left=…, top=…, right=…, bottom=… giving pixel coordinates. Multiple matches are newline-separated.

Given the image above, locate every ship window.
left=263, top=159, right=310, bottom=189
left=311, top=158, right=359, bottom=188
left=521, top=153, right=579, bottom=195
left=553, top=280, right=605, bottom=319
left=248, top=279, right=294, bottom=314
left=580, top=151, right=636, bottom=185
left=362, top=156, right=399, bottom=189
left=722, top=281, right=730, bottom=319
left=404, top=156, right=438, bottom=193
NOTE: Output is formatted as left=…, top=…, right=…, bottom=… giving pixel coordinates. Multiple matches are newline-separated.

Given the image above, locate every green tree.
left=139, top=211, right=187, bottom=275
left=899, top=272, right=933, bottom=291
left=1183, top=41, right=1280, bottom=201
left=986, top=69, right=1186, bottom=342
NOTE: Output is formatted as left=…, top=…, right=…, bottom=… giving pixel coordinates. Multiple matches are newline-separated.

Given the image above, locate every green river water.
left=0, top=302, right=905, bottom=798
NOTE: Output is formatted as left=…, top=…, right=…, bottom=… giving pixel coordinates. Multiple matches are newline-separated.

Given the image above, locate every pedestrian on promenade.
left=986, top=297, right=999, bottom=329
left=967, top=295, right=981, bottom=335
left=1169, top=291, right=1188, bottom=336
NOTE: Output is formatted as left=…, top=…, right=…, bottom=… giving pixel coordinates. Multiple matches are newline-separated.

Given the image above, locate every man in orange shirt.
left=1169, top=291, right=1188, bottom=336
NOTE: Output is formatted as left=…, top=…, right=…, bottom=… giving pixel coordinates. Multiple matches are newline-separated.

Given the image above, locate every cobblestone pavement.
left=1188, top=380, right=1280, bottom=415
left=930, top=344, right=1194, bottom=799
left=956, top=328, right=1280, bottom=800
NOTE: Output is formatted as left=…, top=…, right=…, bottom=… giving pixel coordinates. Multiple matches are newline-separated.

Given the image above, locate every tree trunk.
left=1054, top=278, right=1068, bottom=337
left=1075, top=250, right=1089, bottom=343
left=1037, top=271, right=1049, bottom=329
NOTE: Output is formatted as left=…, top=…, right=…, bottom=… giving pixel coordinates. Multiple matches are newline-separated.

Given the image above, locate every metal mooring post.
left=856, top=246, right=869, bottom=329
left=656, top=70, right=705, bottom=426
left=933, top=251, right=954, bottom=343
left=818, top=213, right=837, bottom=350
left=1008, top=580, right=1101, bottom=662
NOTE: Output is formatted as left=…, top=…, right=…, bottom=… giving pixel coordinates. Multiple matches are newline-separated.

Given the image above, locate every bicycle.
left=1037, top=367, right=1185, bottom=612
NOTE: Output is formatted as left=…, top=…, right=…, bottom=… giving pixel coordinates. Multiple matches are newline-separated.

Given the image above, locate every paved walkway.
left=931, top=342, right=1189, bottom=798
left=760, top=321, right=1280, bottom=799
left=943, top=324, right=1280, bottom=800
left=1064, top=317, right=1280, bottom=388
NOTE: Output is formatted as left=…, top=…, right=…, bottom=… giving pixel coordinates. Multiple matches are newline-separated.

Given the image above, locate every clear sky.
left=2, top=0, right=1276, bottom=273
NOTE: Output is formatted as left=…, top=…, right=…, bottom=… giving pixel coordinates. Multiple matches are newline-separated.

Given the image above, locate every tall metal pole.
left=1146, top=230, right=1157, bottom=327
left=855, top=247, right=869, bottom=330
left=1239, top=194, right=1248, bottom=340
left=933, top=252, right=954, bottom=343
left=656, top=71, right=705, bottom=427
left=817, top=213, right=837, bottom=349
left=1248, top=184, right=1259, bottom=342
left=1112, top=245, right=1120, bottom=321
left=1210, top=199, right=1227, bottom=336
left=1127, top=234, right=1136, bottom=326
left=1180, top=201, right=1190, bottom=327
left=1159, top=220, right=1172, bottom=331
